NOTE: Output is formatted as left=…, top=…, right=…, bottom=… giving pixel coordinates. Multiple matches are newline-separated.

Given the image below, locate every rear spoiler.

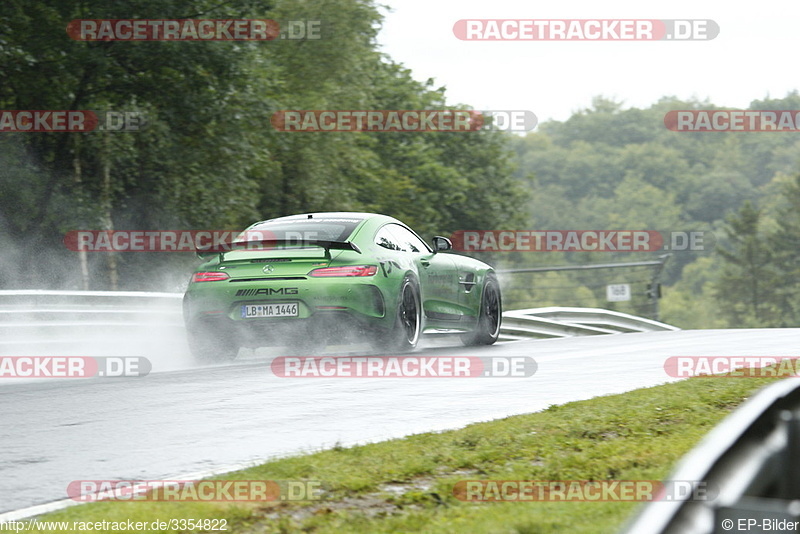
left=197, top=239, right=362, bottom=260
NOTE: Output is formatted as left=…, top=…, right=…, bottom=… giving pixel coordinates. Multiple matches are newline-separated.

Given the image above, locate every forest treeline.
left=0, top=0, right=526, bottom=290
left=507, top=95, right=800, bottom=328
left=1, top=0, right=798, bottom=328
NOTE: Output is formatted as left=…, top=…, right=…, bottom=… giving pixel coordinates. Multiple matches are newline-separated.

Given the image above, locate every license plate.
left=241, top=302, right=299, bottom=318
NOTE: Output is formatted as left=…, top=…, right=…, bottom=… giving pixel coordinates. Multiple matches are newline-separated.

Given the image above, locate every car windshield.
left=234, top=217, right=364, bottom=245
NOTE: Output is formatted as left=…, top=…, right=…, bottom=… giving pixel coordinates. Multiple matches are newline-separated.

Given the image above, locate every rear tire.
left=285, top=321, right=328, bottom=355
left=387, top=276, right=421, bottom=351
left=187, top=321, right=239, bottom=363
left=461, top=275, right=501, bottom=346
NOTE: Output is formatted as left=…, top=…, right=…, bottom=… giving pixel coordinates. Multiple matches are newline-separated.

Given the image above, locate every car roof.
left=250, top=212, right=402, bottom=226
left=242, top=211, right=434, bottom=253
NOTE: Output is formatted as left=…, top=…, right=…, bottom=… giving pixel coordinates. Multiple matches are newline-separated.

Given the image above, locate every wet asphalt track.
left=1, top=328, right=799, bottom=514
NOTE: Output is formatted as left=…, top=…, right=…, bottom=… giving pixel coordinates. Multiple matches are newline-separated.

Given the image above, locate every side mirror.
left=432, top=236, right=452, bottom=252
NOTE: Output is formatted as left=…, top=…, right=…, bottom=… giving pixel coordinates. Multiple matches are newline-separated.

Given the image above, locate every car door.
left=381, top=223, right=461, bottom=321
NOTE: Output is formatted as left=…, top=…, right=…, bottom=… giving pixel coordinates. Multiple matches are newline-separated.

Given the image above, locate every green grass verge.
left=21, top=375, right=782, bottom=533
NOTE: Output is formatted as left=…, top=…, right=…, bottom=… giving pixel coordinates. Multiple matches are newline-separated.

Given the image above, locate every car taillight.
left=192, top=271, right=230, bottom=282
left=309, top=265, right=378, bottom=277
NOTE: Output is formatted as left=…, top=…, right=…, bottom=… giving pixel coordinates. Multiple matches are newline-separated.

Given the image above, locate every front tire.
left=461, top=275, right=501, bottom=346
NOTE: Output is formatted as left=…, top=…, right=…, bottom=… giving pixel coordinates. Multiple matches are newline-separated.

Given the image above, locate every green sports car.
left=182, top=212, right=501, bottom=361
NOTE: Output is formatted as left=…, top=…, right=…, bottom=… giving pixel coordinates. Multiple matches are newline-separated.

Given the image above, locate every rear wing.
left=197, top=238, right=362, bottom=260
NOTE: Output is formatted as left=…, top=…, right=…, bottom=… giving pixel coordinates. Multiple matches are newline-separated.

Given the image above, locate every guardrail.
left=622, top=378, right=800, bottom=534
left=499, top=306, right=679, bottom=341
left=0, top=291, right=679, bottom=348
left=0, top=290, right=184, bottom=353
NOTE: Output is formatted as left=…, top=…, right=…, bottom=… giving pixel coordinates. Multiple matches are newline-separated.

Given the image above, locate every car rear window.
left=236, top=217, right=364, bottom=243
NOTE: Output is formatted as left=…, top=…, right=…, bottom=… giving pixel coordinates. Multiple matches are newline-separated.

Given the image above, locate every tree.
left=714, top=202, right=782, bottom=326
left=768, top=174, right=800, bottom=324
left=0, top=0, right=529, bottom=290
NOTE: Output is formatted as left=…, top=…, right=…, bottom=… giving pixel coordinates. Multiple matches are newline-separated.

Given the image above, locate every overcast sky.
left=376, top=0, right=800, bottom=124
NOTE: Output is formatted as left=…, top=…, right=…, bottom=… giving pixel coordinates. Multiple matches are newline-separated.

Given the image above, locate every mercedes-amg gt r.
left=182, top=212, right=501, bottom=361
